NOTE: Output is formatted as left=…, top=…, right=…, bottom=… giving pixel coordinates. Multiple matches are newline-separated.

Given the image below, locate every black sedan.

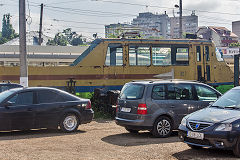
left=0, top=87, right=94, bottom=132
left=179, top=86, right=240, bottom=157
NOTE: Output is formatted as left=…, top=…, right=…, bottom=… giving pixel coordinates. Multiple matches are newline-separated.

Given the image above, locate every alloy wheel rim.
left=63, top=115, right=77, bottom=131
left=157, top=119, right=171, bottom=136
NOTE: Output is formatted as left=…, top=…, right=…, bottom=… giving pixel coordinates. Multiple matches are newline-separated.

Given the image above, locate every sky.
left=0, top=0, right=239, bottom=40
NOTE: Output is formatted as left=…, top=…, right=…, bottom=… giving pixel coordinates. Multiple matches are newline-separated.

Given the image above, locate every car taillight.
left=85, top=101, right=91, bottom=109
left=137, top=104, right=147, bottom=115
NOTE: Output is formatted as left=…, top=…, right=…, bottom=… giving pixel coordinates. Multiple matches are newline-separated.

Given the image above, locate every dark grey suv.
left=115, top=80, right=221, bottom=138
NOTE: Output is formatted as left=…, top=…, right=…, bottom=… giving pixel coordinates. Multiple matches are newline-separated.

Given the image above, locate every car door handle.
left=170, top=105, right=175, bottom=108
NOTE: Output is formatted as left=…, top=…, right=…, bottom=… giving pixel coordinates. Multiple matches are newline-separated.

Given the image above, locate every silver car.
left=115, top=80, right=222, bottom=138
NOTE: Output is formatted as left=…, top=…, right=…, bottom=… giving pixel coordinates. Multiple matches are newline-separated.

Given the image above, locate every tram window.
left=206, top=65, right=211, bottom=81
left=129, top=45, right=150, bottom=66
left=196, top=46, right=201, bottom=62
left=105, top=44, right=123, bottom=66
left=216, top=48, right=224, bottom=61
left=175, top=48, right=189, bottom=65
left=152, top=47, right=171, bottom=66
left=205, top=46, right=210, bottom=61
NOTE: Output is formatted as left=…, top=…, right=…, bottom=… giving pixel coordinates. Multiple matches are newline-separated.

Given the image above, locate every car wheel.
left=233, top=137, right=240, bottom=157
left=187, top=144, right=202, bottom=150
left=60, top=113, right=79, bottom=133
left=125, top=127, right=139, bottom=133
left=152, top=116, right=172, bottom=138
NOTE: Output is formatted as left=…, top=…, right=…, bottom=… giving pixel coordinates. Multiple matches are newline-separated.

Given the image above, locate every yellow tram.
left=0, top=38, right=234, bottom=92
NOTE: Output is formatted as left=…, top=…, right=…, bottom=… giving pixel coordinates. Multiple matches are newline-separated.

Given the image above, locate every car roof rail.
left=168, top=79, right=200, bottom=82
left=131, top=79, right=201, bottom=83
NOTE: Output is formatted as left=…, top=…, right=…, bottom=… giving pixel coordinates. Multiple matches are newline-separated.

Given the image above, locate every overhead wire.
left=47, top=0, right=90, bottom=5
left=44, top=5, right=137, bottom=17
left=44, top=7, right=135, bottom=18
left=90, top=0, right=240, bottom=16
left=2, top=0, right=239, bottom=39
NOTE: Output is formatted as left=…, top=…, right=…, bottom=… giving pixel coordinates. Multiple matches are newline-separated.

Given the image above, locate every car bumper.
left=178, top=125, right=238, bottom=149
left=115, top=116, right=152, bottom=130
left=81, top=109, right=94, bottom=124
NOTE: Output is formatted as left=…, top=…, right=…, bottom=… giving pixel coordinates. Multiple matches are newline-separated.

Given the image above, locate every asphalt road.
left=0, top=120, right=236, bottom=160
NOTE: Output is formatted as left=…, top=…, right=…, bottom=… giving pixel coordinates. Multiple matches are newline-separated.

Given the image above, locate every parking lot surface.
left=0, top=120, right=236, bottom=160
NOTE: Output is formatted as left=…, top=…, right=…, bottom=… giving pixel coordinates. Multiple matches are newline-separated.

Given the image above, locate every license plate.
left=121, top=107, right=131, bottom=112
left=187, top=131, right=204, bottom=140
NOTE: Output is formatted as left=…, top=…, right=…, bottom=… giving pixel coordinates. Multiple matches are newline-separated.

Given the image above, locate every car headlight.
left=215, top=123, right=232, bottom=131
left=180, top=117, right=187, bottom=126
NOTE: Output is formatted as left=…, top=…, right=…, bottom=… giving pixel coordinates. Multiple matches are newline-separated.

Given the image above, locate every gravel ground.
left=0, top=120, right=236, bottom=160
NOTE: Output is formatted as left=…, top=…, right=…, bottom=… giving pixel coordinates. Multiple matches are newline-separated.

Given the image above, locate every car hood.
left=187, top=107, right=240, bottom=123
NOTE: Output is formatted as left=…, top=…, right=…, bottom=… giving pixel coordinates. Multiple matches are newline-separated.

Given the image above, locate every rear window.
left=120, top=84, right=144, bottom=99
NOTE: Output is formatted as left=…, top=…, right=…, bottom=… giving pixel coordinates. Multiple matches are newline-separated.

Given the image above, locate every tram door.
left=196, top=45, right=211, bottom=82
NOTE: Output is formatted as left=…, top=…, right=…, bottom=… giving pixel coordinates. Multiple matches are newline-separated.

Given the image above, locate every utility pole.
left=234, top=54, right=239, bottom=87
left=19, top=0, right=28, bottom=87
left=179, top=0, right=183, bottom=39
left=39, top=3, right=43, bottom=45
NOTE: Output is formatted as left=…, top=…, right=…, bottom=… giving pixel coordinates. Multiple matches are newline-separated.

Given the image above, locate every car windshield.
left=212, top=89, right=240, bottom=109
left=0, top=90, right=15, bottom=104
left=119, top=83, right=144, bottom=99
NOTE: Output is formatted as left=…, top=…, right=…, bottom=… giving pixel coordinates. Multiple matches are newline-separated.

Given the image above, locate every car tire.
left=125, top=127, right=139, bottom=133
left=151, top=116, right=172, bottom=138
left=187, top=144, right=202, bottom=150
left=60, top=113, right=79, bottom=133
left=233, top=137, right=240, bottom=157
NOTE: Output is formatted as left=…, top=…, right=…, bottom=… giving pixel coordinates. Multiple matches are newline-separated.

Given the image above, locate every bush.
left=76, top=91, right=117, bottom=119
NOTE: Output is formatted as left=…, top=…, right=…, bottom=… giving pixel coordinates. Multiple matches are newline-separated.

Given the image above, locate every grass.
left=93, top=110, right=113, bottom=119
left=76, top=92, right=93, bottom=99
left=216, top=85, right=234, bottom=94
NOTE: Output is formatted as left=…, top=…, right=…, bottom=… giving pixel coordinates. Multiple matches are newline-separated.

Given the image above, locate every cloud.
left=184, top=0, right=222, bottom=11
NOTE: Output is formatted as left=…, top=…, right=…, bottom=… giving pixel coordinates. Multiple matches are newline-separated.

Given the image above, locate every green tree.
left=47, top=33, right=68, bottom=46
left=71, top=36, right=83, bottom=46
left=47, top=28, right=84, bottom=46
left=1, top=14, right=17, bottom=40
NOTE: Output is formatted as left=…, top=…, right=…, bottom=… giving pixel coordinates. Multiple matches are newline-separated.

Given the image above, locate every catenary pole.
left=19, top=0, right=28, bottom=87
left=179, top=0, right=183, bottom=39
left=39, top=3, right=43, bottom=45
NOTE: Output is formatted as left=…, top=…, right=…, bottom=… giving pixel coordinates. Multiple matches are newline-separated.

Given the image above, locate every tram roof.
left=100, top=38, right=212, bottom=43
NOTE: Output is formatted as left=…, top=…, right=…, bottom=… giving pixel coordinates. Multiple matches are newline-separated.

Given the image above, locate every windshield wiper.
left=211, top=105, right=224, bottom=109
left=224, top=106, right=240, bottom=110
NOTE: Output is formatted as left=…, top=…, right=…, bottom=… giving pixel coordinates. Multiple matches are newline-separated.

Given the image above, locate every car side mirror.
left=4, top=101, right=13, bottom=108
